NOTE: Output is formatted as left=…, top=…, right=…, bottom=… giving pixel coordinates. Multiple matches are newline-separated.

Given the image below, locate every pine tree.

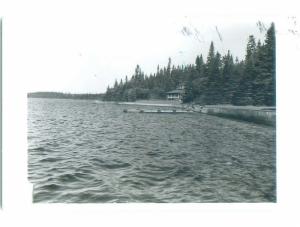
left=167, top=57, right=172, bottom=75
left=221, top=50, right=235, bottom=103
left=252, top=40, right=266, bottom=105
left=212, top=52, right=222, bottom=104
left=203, top=42, right=216, bottom=104
left=195, top=54, right=205, bottom=77
left=233, top=35, right=256, bottom=105
left=206, top=42, right=215, bottom=76
left=264, top=23, right=276, bottom=106
left=114, top=80, right=118, bottom=89
left=252, top=23, right=276, bottom=106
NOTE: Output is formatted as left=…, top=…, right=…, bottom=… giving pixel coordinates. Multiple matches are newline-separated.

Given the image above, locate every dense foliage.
left=103, top=23, right=275, bottom=106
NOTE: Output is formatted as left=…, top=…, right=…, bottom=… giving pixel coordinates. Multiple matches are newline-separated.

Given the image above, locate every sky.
left=2, top=1, right=275, bottom=94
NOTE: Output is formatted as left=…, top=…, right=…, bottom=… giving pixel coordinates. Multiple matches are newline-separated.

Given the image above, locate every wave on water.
left=28, top=98, right=276, bottom=203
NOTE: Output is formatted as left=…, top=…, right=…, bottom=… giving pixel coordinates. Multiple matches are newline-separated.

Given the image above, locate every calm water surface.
left=28, top=98, right=276, bottom=202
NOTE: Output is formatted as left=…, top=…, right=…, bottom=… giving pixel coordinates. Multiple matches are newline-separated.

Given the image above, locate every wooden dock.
left=120, top=102, right=275, bottom=126
left=118, top=102, right=182, bottom=108
left=123, top=109, right=194, bottom=114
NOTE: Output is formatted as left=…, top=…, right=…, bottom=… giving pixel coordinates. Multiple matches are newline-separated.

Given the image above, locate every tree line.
left=28, top=92, right=104, bottom=100
left=103, top=23, right=275, bottom=106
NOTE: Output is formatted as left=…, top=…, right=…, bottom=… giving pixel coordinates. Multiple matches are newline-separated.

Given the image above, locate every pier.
left=119, top=101, right=275, bottom=126
left=123, top=109, right=194, bottom=113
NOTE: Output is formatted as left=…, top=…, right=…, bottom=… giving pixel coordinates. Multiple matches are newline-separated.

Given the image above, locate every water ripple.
left=28, top=98, right=276, bottom=203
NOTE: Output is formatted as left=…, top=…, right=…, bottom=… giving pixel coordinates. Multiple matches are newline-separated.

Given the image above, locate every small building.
left=166, top=89, right=185, bottom=101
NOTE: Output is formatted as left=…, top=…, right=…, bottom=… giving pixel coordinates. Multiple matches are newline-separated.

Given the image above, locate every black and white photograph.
left=1, top=0, right=300, bottom=226
left=26, top=14, right=276, bottom=203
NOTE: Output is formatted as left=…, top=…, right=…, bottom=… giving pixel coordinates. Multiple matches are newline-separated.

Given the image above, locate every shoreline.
left=200, top=105, right=276, bottom=126
left=118, top=100, right=276, bottom=126
left=29, top=98, right=276, bottom=126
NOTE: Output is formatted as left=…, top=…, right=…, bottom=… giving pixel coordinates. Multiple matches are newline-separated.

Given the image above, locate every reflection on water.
left=28, top=98, right=276, bottom=202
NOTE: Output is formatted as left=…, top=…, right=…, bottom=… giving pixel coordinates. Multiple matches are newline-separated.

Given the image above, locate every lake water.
left=28, top=98, right=276, bottom=203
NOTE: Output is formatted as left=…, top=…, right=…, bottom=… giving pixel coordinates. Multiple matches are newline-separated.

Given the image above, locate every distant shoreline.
left=28, top=95, right=275, bottom=126
left=27, top=92, right=104, bottom=100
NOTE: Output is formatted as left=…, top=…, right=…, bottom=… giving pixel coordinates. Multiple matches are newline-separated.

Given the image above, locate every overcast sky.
left=3, top=1, right=274, bottom=94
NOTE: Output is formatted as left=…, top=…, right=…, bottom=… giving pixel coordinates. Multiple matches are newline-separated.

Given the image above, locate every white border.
left=1, top=0, right=300, bottom=226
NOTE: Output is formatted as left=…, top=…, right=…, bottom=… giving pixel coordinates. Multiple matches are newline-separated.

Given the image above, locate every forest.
left=103, top=23, right=275, bottom=106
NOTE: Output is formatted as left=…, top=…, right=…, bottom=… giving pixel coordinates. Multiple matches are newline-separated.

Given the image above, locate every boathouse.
left=166, top=89, right=185, bottom=101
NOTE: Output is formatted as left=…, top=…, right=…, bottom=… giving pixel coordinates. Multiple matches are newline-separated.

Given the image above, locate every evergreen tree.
left=195, top=54, right=205, bottom=77
left=206, top=42, right=215, bottom=76
left=252, top=40, right=266, bottom=105
left=114, top=80, right=118, bottom=89
left=264, top=23, right=276, bottom=106
left=233, top=35, right=256, bottom=105
left=252, top=23, right=276, bottom=106
left=204, top=43, right=222, bottom=104
left=221, top=50, right=235, bottom=103
left=167, top=57, right=172, bottom=75
left=212, top=52, right=222, bottom=104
